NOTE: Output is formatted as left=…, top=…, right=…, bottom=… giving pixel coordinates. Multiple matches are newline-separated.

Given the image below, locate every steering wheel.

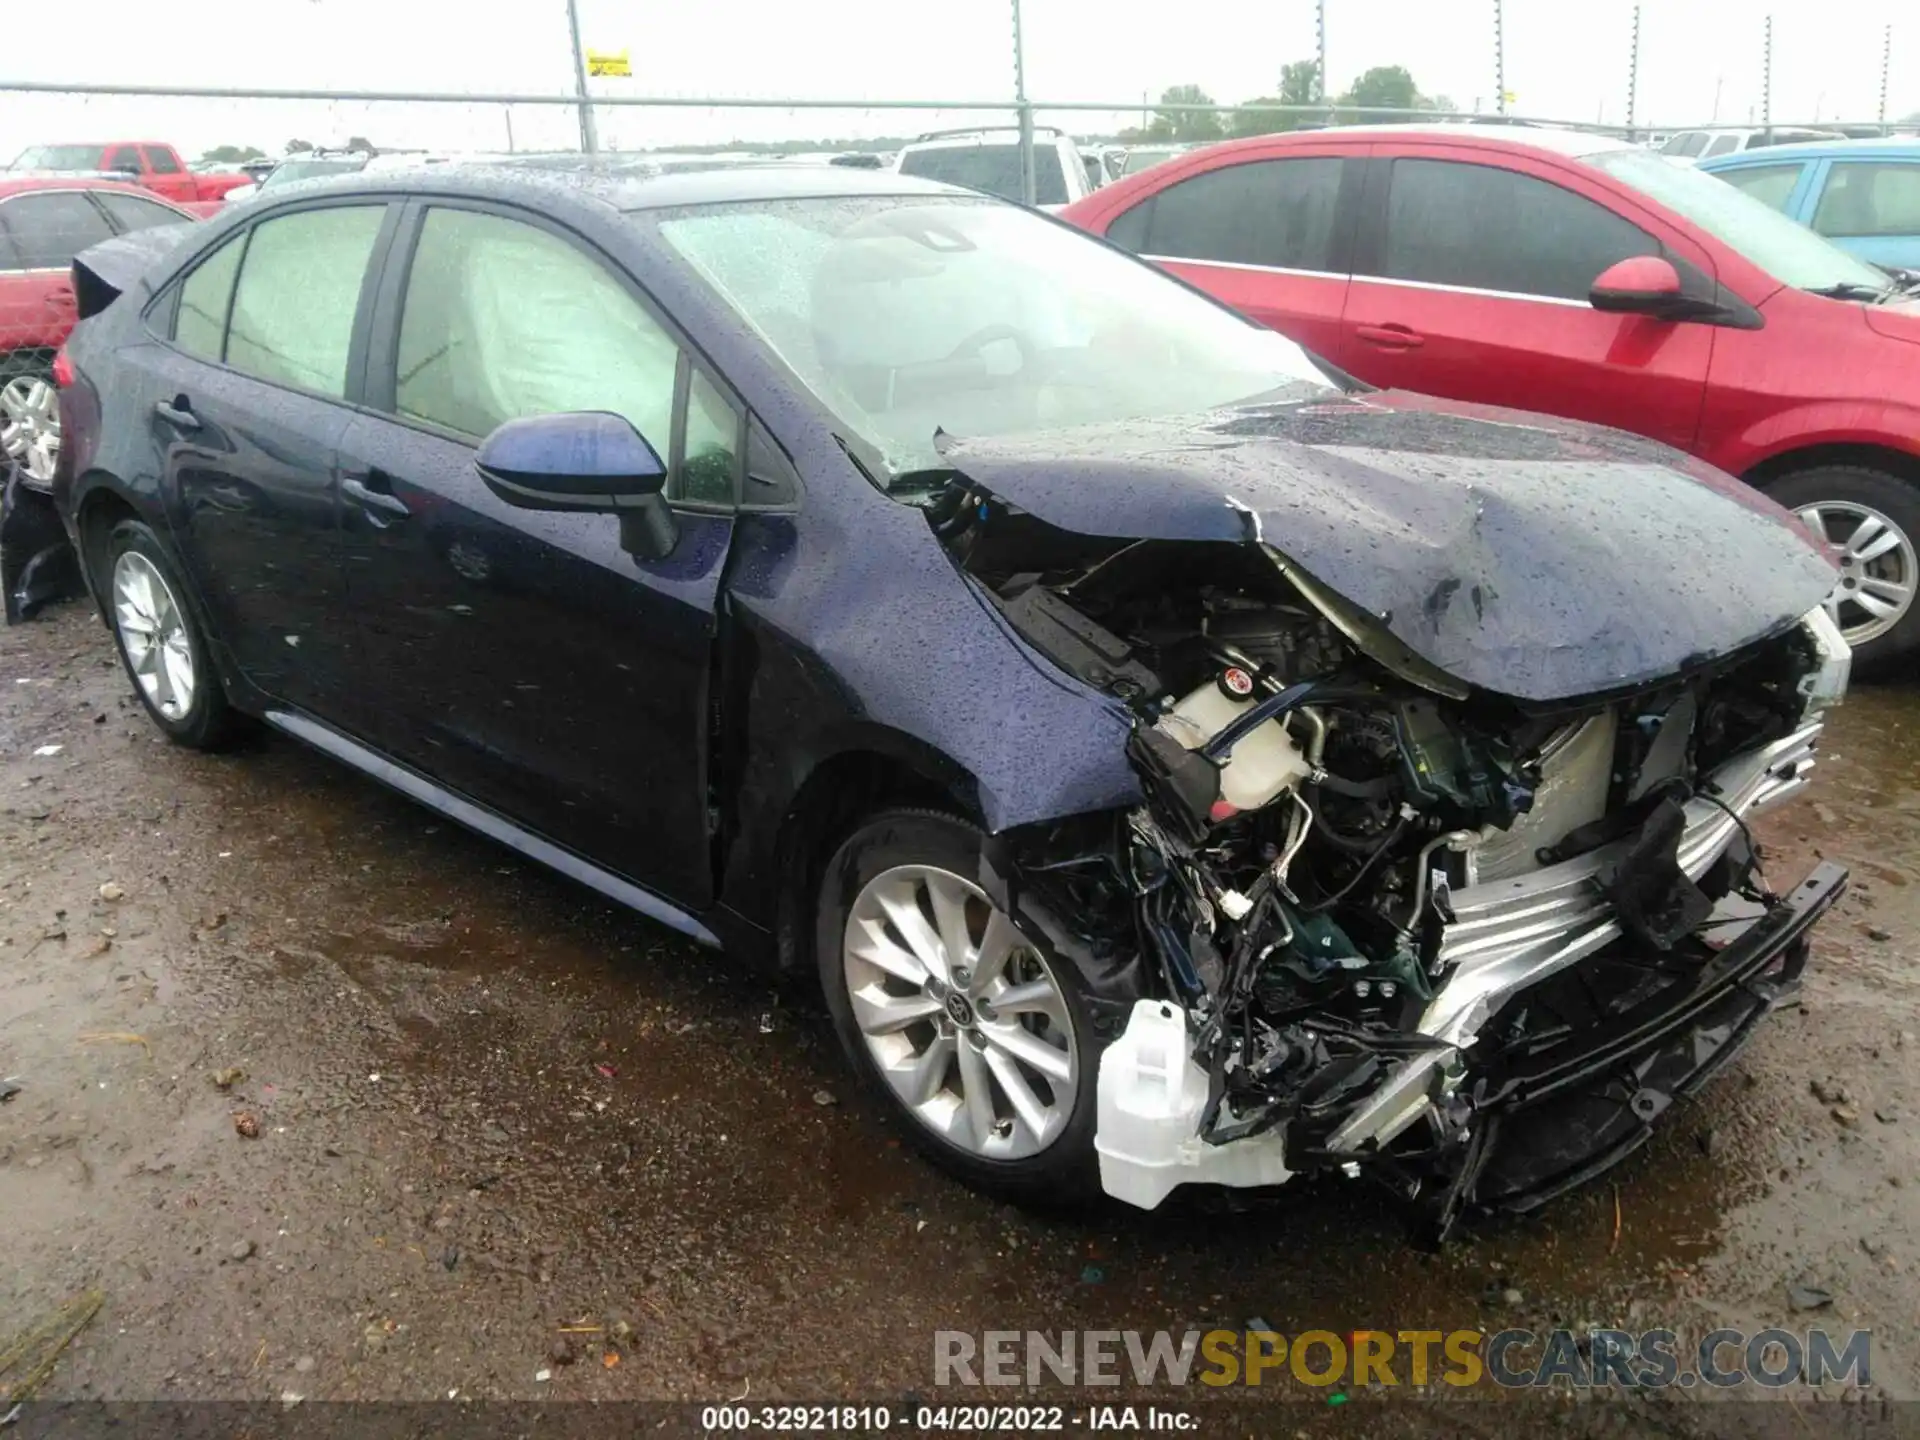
left=944, top=323, right=1033, bottom=367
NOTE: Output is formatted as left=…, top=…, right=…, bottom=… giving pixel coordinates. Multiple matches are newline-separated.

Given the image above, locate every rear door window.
left=0, top=191, right=115, bottom=269
left=1371, top=158, right=1659, bottom=301
left=94, top=189, right=187, bottom=232
left=225, top=206, right=385, bottom=397
left=1702, top=134, right=1741, bottom=158
left=142, top=146, right=182, bottom=176
left=1108, top=157, right=1346, bottom=273
left=1714, top=162, right=1804, bottom=213
left=1812, top=162, right=1920, bottom=237
left=105, top=145, right=142, bottom=175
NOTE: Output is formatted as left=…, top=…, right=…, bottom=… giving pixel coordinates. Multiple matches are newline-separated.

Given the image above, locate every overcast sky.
left=4, top=0, right=1916, bottom=160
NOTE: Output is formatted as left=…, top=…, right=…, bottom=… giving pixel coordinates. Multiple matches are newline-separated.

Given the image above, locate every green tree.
left=1149, top=85, right=1224, bottom=143
left=199, top=144, right=267, bottom=164
left=285, top=139, right=314, bottom=155
left=1337, top=65, right=1421, bottom=124
left=1231, top=60, right=1322, bottom=138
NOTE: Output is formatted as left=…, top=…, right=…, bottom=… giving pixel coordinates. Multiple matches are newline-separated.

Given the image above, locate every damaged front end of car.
left=936, top=401, right=1850, bottom=1240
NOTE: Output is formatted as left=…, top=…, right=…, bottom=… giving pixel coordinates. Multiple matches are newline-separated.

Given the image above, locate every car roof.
left=275, top=156, right=975, bottom=212
left=1177, top=122, right=1635, bottom=164
left=1699, top=136, right=1920, bottom=166
left=899, top=129, right=1068, bottom=150
left=0, top=175, right=175, bottom=200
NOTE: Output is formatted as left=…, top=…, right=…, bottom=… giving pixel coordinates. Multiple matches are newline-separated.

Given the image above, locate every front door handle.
left=1354, top=323, right=1426, bottom=350
left=343, top=474, right=410, bottom=519
left=154, top=397, right=200, bottom=430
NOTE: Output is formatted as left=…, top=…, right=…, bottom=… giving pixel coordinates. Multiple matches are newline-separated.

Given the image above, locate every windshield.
left=1659, top=133, right=1710, bottom=158
left=655, top=195, right=1336, bottom=478
left=263, top=158, right=367, bottom=188
left=897, top=145, right=1069, bottom=206
left=1589, top=147, right=1890, bottom=293
left=10, top=144, right=105, bottom=172
left=1122, top=148, right=1180, bottom=176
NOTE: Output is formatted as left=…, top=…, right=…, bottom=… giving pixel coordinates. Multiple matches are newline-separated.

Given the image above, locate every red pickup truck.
left=8, top=143, right=251, bottom=211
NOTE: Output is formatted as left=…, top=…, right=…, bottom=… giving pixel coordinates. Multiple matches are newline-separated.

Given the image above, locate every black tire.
left=98, top=517, right=247, bottom=750
left=816, top=808, right=1104, bottom=1205
left=1763, top=464, right=1920, bottom=676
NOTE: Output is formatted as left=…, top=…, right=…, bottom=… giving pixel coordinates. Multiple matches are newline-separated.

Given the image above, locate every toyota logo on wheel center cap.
left=945, top=992, right=975, bottom=1026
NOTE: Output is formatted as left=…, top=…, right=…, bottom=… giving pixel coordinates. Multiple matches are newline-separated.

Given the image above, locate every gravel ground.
left=2, top=599, right=1917, bottom=1433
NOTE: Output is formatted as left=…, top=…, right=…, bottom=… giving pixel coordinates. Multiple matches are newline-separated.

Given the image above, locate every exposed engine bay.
left=938, top=484, right=1851, bottom=1238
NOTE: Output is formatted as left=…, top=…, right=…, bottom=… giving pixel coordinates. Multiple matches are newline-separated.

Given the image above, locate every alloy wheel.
left=1796, top=500, right=1918, bottom=649
left=0, top=375, right=60, bottom=484
left=112, top=551, right=197, bottom=722
left=843, top=863, right=1078, bottom=1160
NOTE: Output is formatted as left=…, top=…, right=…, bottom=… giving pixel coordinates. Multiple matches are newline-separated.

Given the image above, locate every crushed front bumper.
left=1095, top=859, right=1847, bottom=1230
left=1435, top=859, right=1846, bottom=1232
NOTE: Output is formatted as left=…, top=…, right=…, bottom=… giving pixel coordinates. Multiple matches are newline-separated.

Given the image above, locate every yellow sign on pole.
left=587, top=50, right=631, bottom=77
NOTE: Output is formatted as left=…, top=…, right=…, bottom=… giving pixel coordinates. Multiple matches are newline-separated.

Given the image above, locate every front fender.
left=1713, top=403, right=1920, bottom=479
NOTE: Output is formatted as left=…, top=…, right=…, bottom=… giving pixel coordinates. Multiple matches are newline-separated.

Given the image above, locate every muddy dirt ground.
left=3, top=599, right=1918, bottom=1430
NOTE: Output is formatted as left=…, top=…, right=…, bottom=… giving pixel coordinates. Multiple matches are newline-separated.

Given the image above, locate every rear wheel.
left=100, top=518, right=245, bottom=750
left=817, top=810, right=1101, bottom=1202
left=1766, top=465, right=1920, bottom=674
left=0, top=354, right=59, bottom=486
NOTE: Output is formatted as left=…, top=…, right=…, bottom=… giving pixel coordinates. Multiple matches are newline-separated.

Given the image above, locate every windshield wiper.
left=1803, top=281, right=1893, bottom=301
left=884, top=466, right=962, bottom=498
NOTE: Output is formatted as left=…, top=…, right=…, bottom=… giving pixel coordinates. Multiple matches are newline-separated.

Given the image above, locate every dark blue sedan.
left=46, top=160, right=1848, bottom=1233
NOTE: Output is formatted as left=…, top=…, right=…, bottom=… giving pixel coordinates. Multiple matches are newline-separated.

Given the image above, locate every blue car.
left=1700, top=139, right=1920, bottom=271
left=43, top=159, right=1847, bottom=1229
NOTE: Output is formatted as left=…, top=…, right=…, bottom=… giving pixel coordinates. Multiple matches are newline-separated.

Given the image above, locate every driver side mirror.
left=1589, top=255, right=1728, bottom=322
left=475, top=411, right=679, bottom=559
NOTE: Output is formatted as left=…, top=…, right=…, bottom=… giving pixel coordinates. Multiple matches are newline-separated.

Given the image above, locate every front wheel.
left=817, top=809, right=1102, bottom=1202
left=1767, top=465, right=1920, bottom=675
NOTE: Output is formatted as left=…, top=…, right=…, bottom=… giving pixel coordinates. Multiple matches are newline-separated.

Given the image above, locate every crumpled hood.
left=941, top=393, right=1836, bottom=702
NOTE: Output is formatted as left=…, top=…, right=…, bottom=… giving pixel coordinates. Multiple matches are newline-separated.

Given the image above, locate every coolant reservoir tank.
left=1157, top=680, right=1311, bottom=812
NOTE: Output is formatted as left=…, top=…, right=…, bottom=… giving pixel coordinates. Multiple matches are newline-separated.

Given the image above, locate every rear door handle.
left=1354, top=323, right=1425, bottom=350
left=343, top=474, right=410, bottom=519
left=154, top=397, right=200, bottom=430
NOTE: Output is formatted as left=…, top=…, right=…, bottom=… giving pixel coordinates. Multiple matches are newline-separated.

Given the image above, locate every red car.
left=9, top=142, right=252, bottom=209
left=1, top=177, right=194, bottom=485
left=1063, top=126, right=1920, bottom=671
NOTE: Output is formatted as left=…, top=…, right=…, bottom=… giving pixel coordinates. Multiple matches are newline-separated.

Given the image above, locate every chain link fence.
left=2, top=0, right=1918, bottom=483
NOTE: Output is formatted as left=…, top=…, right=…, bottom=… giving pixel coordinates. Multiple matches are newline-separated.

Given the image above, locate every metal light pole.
left=1493, top=0, right=1507, bottom=116
left=1761, top=14, right=1772, bottom=141
left=1316, top=0, right=1329, bottom=121
left=1881, top=24, right=1894, bottom=132
left=564, top=0, right=598, bottom=154
left=1012, top=0, right=1035, bottom=207
left=1625, top=5, right=1640, bottom=141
